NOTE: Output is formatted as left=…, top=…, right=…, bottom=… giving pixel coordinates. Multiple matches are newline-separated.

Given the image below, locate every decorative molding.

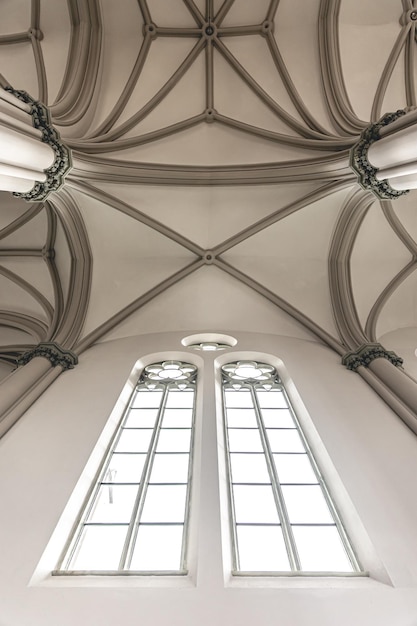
left=350, top=111, right=409, bottom=199
left=5, top=87, right=72, bottom=201
left=342, top=343, right=403, bottom=371
left=17, top=342, right=78, bottom=370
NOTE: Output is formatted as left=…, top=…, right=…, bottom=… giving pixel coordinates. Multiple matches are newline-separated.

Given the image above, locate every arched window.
left=57, top=360, right=197, bottom=574
left=221, top=360, right=360, bottom=574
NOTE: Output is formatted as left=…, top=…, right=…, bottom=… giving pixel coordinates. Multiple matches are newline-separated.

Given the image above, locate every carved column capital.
left=342, top=342, right=403, bottom=371
left=4, top=87, right=72, bottom=201
left=17, top=342, right=78, bottom=370
left=350, top=111, right=408, bottom=199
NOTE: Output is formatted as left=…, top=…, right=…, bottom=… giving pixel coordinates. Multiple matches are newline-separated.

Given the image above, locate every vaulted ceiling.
left=1, top=0, right=417, bottom=379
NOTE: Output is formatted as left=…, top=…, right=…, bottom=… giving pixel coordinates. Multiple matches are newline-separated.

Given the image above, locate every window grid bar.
left=278, top=385, right=361, bottom=572
left=249, top=386, right=301, bottom=572
left=120, top=385, right=169, bottom=570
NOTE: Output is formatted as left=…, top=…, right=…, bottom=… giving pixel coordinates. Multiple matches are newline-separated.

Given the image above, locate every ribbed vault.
left=1, top=0, right=417, bottom=378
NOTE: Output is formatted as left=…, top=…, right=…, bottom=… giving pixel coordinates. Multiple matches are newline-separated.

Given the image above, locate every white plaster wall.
left=1, top=331, right=417, bottom=626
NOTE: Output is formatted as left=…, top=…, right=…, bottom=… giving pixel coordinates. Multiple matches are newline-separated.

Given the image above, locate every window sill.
left=32, top=570, right=195, bottom=588
left=225, top=570, right=393, bottom=589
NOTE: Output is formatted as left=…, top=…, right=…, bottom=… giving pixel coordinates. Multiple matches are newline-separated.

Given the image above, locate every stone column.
left=350, top=110, right=417, bottom=197
left=342, top=343, right=417, bottom=434
left=0, top=342, right=78, bottom=439
left=0, top=86, right=71, bottom=200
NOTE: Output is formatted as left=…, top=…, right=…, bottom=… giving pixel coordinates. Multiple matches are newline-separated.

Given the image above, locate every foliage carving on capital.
left=17, top=342, right=78, bottom=370
left=350, top=111, right=409, bottom=200
left=5, top=87, right=72, bottom=201
left=342, top=342, right=403, bottom=371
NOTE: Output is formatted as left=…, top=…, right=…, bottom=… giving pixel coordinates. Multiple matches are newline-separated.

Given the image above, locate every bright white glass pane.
left=224, top=390, right=253, bottom=408
left=293, top=526, right=354, bottom=572
left=156, top=429, right=191, bottom=453
left=261, top=408, right=295, bottom=428
left=227, top=428, right=263, bottom=452
left=130, top=525, right=184, bottom=571
left=230, top=453, right=270, bottom=483
left=257, top=390, right=287, bottom=409
left=162, top=408, right=193, bottom=428
left=282, top=485, right=334, bottom=524
left=115, top=429, right=153, bottom=453
left=69, top=525, right=127, bottom=570
left=237, top=525, right=290, bottom=571
left=266, top=429, right=305, bottom=453
left=132, top=390, right=163, bottom=408
left=150, top=453, right=190, bottom=483
left=87, top=484, right=138, bottom=523
left=141, top=485, right=187, bottom=522
left=165, top=390, right=194, bottom=409
left=107, top=453, right=146, bottom=483
left=233, top=485, right=279, bottom=523
left=226, top=408, right=257, bottom=428
left=273, top=454, right=318, bottom=484
left=124, top=408, right=158, bottom=428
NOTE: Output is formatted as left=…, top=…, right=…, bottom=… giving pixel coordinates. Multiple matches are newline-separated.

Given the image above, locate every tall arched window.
left=221, top=360, right=360, bottom=574
left=56, top=360, right=197, bottom=574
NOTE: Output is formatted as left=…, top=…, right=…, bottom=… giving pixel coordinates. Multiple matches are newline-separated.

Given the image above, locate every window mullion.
left=250, top=386, right=301, bottom=572
left=179, top=387, right=196, bottom=571
left=118, top=385, right=169, bottom=570
left=222, top=386, right=242, bottom=572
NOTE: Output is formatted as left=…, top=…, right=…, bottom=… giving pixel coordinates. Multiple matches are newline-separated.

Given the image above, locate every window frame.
left=54, top=360, right=198, bottom=577
left=219, top=357, right=364, bottom=578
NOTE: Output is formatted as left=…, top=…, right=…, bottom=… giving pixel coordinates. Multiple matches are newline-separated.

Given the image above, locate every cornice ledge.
left=17, top=342, right=78, bottom=370
left=350, top=110, right=408, bottom=200
left=342, top=342, right=403, bottom=371
left=5, top=87, right=72, bottom=201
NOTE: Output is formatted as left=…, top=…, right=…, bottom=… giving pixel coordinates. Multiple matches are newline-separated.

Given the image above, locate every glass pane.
left=237, top=525, right=290, bottom=572
left=107, top=453, right=146, bottom=483
left=273, top=454, right=318, bottom=484
left=226, top=408, right=257, bottom=428
left=230, top=453, right=270, bottom=483
left=293, top=526, right=354, bottom=572
left=161, top=408, right=193, bottom=428
left=266, top=429, right=305, bottom=453
left=141, top=485, right=187, bottom=522
left=87, top=484, right=138, bottom=523
left=227, top=428, right=263, bottom=452
left=262, top=408, right=295, bottom=428
left=165, top=390, right=194, bottom=409
left=156, top=429, right=191, bottom=453
left=130, top=525, right=184, bottom=571
left=132, top=390, right=163, bottom=409
left=69, top=525, right=127, bottom=570
left=233, top=485, right=279, bottom=523
left=114, top=429, right=153, bottom=453
left=124, top=408, right=159, bottom=428
left=150, top=453, right=190, bottom=483
left=281, top=485, right=334, bottom=524
left=224, top=390, right=253, bottom=408
left=257, top=390, right=287, bottom=409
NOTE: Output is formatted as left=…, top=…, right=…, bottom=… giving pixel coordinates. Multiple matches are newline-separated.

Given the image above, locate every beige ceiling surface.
left=0, top=0, right=417, bottom=373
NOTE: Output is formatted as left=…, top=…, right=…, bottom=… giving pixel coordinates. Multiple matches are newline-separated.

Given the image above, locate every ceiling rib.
left=328, top=187, right=373, bottom=349
left=213, top=180, right=351, bottom=256
left=365, top=259, right=417, bottom=342
left=51, top=0, right=102, bottom=123
left=68, top=180, right=205, bottom=257
left=318, top=0, right=364, bottom=134
left=0, top=204, right=43, bottom=242
left=0, top=264, right=53, bottom=322
left=214, top=257, right=344, bottom=354
left=75, top=258, right=206, bottom=353
left=48, top=188, right=92, bottom=350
